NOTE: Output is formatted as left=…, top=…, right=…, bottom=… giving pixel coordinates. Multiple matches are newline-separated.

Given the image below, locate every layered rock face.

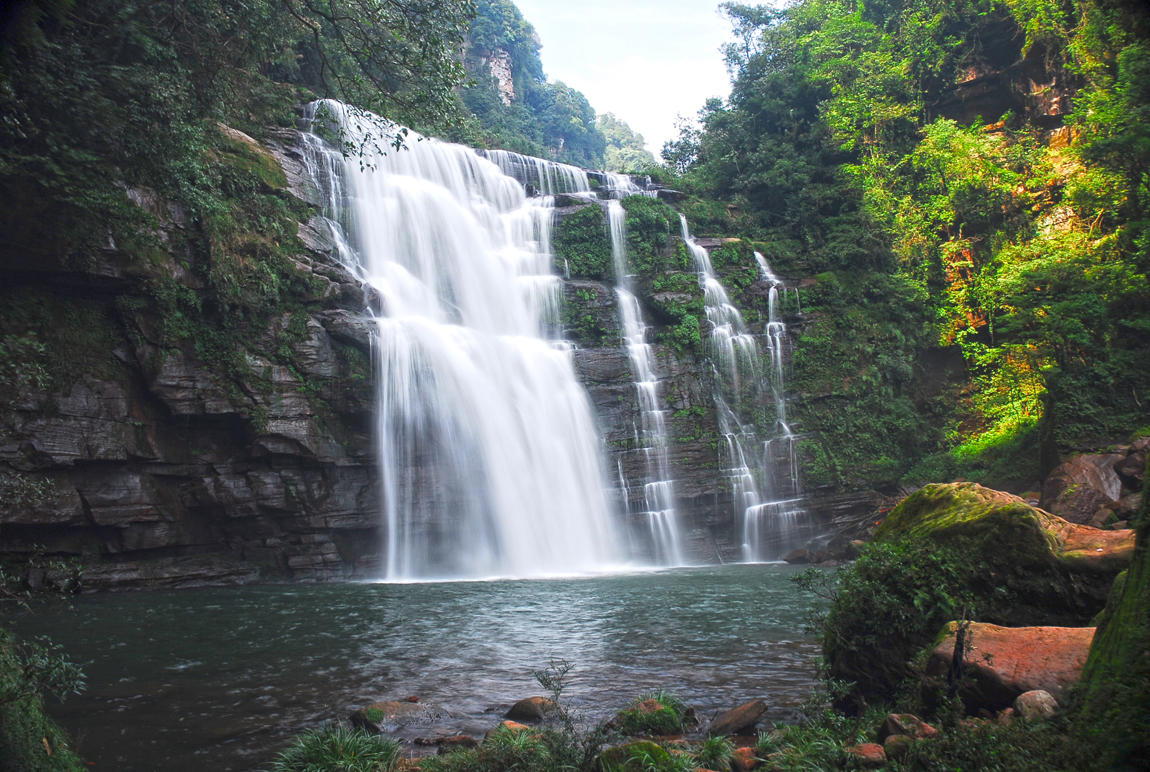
left=0, top=126, right=382, bottom=589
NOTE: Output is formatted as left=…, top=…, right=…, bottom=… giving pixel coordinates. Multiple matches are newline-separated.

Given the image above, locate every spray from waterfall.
left=302, top=100, right=620, bottom=580
left=609, top=202, right=683, bottom=565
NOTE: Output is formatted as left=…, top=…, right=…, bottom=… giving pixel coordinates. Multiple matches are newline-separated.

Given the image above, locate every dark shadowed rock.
left=876, top=714, right=937, bottom=743
left=504, top=696, right=555, bottom=722
left=783, top=549, right=818, bottom=564
left=1114, top=437, right=1149, bottom=487
left=704, top=699, right=767, bottom=736
left=1041, top=456, right=1121, bottom=524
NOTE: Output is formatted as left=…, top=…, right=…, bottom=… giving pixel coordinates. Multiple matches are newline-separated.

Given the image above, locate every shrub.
left=554, top=205, right=613, bottom=280
left=422, top=725, right=552, bottom=772
left=691, top=736, right=734, bottom=770
left=264, top=723, right=402, bottom=772
left=792, top=542, right=979, bottom=704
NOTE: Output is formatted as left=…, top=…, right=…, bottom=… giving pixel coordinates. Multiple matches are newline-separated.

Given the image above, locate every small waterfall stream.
left=678, top=218, right=808, bottom=561
left=609, top=202, right=683, bottom=565
left=303, top=101, right=620, bottom=580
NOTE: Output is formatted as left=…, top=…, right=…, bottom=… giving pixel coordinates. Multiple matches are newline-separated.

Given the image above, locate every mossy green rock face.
left=1075, top=457, right=1150, bottom=767
left=597, top=741, right=670, bottom=772
left=875, top=483, right=1132, bottom=626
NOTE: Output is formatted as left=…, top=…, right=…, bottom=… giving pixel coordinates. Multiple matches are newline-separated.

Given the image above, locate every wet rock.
left=598, top=740, right=670, bottom=772
left=1041, top=456, right=1121, bottom=524
left=844, top=743, right=886, bottom=767
left=782, top=549, right=818, bottom=564
left=925, top=622, right=1095, bottom=711
left=1013, top=689, right=1060, bottom=721
left=883, top=734, right=914, bottom=760
left=704, top=699, right=768, bottom=737
left=505, top=696, right=555, bottom=722
left=351, top=700, right=447, bottom=732
left=876, top=714, right=937, bottom=743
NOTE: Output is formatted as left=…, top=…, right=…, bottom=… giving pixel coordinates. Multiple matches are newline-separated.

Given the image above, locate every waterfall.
left=678, top=218, right=809, bottom=562
left=743, top=252, right=806, bottom=561
left=609, top=202, right=683, bottom=565
left=303, top=101, right=620, bottom=580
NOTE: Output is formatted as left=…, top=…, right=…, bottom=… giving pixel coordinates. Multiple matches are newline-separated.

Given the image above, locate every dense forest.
left=661, top=0, right=1150, bottom=495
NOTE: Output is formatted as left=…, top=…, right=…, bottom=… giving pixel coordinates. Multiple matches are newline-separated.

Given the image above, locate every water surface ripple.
left=11, top=564, right=819, bottom=770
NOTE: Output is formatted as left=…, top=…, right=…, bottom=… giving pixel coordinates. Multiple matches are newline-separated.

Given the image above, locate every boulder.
left=1013, top=690, right=1060, bottom=721
left=704, top=699, right=768, bottom=737
left=874, top=483, right=1133, bottom=620
left=782, top=549, right=818, bottom=565
left=1113, top=437, right=1148, bottom=488
left=351, top=700, right=446, bottom=732
left=505, top=696, right=555, bottom=722
left=844, top=744, right=886, bottom=768
left=597, top=740, right=670, bottom=772
left=925, top=622, right=1095, bottom=711
left=876, top=714, right=937, bottom=743
left=883, top=734, right=914, bottom=760
left=1041, top=456, right=1121, bottom=524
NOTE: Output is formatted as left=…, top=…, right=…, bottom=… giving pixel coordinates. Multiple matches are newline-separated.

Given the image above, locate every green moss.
left=214, top=125, right=289, bottom=191
left=554, top=205, right=613, bottom=280
left=619, top=195, right=680, bottom=278
left=1075, top=456, right=1150, bottom=766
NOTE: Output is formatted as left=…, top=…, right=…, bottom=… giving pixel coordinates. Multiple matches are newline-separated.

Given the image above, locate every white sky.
left=511, top=0, right=737, bottom=156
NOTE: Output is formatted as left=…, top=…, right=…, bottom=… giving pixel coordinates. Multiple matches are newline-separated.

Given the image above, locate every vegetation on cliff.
left=668, top=0, right=1150, bottom=492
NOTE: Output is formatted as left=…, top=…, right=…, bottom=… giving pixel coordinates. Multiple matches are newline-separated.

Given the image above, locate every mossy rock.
left=215, top=123, right=289, bottom=191
left=554, top=204, right=613, bottom=280
left=1075, top=456, right=1150, bottom=766
left=597, top=740, right=670, bottom=772
left=876, top=483, right=1134, bottom=580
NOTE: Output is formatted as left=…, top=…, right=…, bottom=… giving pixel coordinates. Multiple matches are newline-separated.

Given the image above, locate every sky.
left=511, top=0, right=737, bottom=156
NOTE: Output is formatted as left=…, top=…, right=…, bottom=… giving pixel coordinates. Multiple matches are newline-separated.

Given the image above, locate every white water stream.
left=305, top=102, right=620, bottom=579
left=609, top=202, right=683, bottom=564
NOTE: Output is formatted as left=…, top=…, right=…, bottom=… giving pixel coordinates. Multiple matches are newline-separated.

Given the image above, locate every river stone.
left=484, top=720, right=533, bottom=741
left=730, top=746, right=760, bottom=771
left=704, top=699, right=767, bottom=737
left=505, top=696, right=555, bottom=721
left=1013, top=689, right=1060, bottom=721
left=351, top=700, right=446, bottom=732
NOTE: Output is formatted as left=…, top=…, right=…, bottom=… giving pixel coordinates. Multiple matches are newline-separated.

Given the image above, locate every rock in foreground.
left=925, top=622, right=1094, bottom=711
left=704, top=699, right=767, bottom=737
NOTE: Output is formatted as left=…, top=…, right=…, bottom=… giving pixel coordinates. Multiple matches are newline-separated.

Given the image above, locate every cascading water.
left=678, top=218, right=810, bottom=561
left=742, top=252, right=806, bottom=562
left=609, top=202, right=683, bottom=565
left=304, top=101, right=620, bottom=579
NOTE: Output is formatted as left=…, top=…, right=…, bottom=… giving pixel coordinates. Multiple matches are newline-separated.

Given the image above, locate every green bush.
left=264, top=723, right=401, bottom=772
left=792, top=542, right=979, bottom=704
left=0, top=626, right=86, bottom=772
left=619, top=196, right=679, bottom=278
left=691, top=736, right=734, bottom=770
left=554, top=205, right=613, bottom=280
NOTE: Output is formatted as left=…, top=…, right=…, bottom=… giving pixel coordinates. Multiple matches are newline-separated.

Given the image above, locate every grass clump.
left=264, top=723, right=401, bottom=772
left=691, top=736, right=734, bottom=770
left=616, top=690, right=688, bottom=736
left=423, top=725, right=552, bottom=772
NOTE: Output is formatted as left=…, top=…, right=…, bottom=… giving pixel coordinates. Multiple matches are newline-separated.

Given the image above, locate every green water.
left=9, top=564, right=820, bottom=770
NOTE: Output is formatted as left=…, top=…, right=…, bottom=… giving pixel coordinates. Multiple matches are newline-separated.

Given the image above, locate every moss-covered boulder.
left=874, top=483, right=1132, bottom=624
left=1074, top=457, right=1150, bottom=767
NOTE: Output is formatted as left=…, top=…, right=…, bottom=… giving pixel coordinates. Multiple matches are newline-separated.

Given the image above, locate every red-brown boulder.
left=704, top=699, right=768, bottom=737
left=876, top=713, right=937, bottom=743
left=844, top=744, right=886, bottom=767
left=925, top=622, right=1095, bottom=711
